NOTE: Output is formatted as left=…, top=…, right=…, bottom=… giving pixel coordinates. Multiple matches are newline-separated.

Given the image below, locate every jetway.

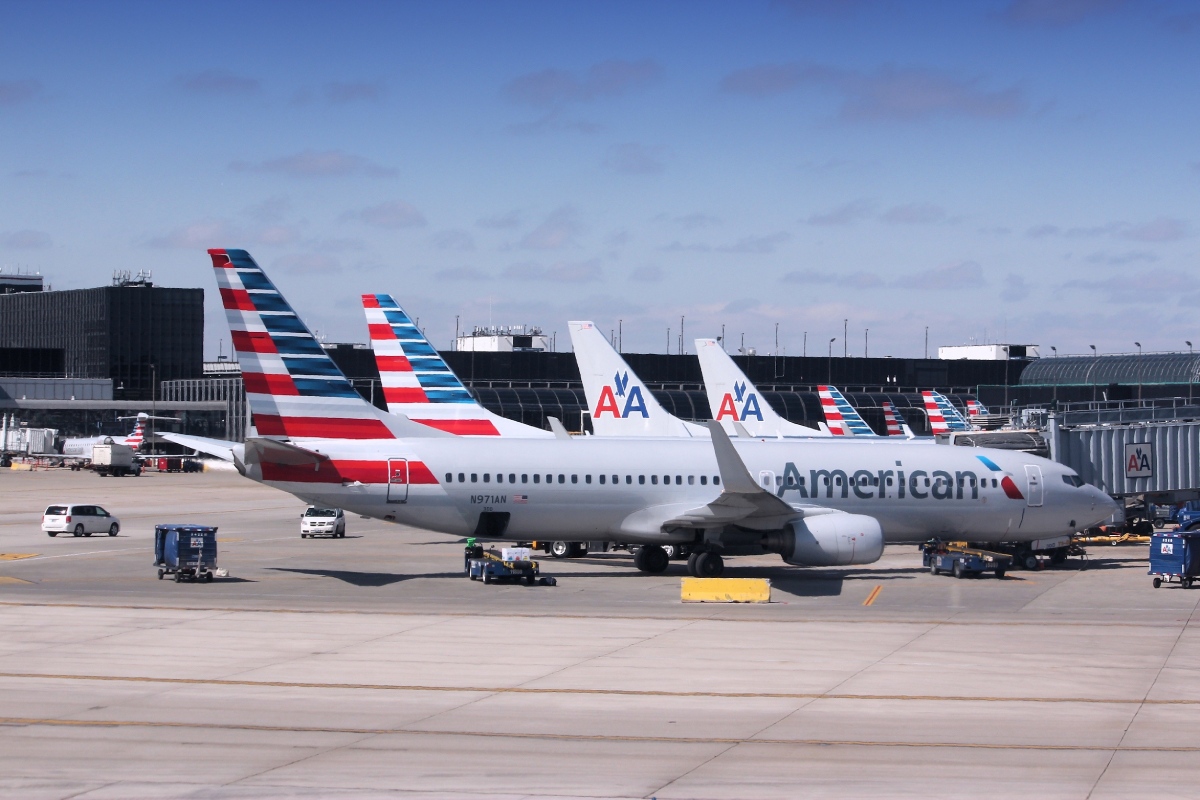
left=1047, top=413, right=1200, bottom=500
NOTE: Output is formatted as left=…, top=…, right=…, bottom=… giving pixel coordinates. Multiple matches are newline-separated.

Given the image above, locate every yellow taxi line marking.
left=0, top=554, right=38, bottom=561
left=2, top=715, right=1198, bottom=752
left=863, top=585, right=882, bottom=606
left=1, top=671, right=1197, bottom=706
left=0, top=577, right=32, bottom=585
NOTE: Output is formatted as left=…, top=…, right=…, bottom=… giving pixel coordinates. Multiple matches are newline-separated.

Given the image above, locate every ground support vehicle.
left=42, top=504, right=121, bottom=537
left=1149, top=531, right=1200, bottom=589
left=465, top=542, right=556, bottom=586
left=529, top=540, right=629, bottom=558
left=301, top=507, right=346, bottom=538
left=154, top=524, right=218, bottom=583
left=923, top=542, right=1011, bottom=579
left=90, top=443, right=140, bottom=477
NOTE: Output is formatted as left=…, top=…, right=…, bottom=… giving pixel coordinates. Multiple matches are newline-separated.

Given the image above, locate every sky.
left=1, top=0, right=1198, bottom=361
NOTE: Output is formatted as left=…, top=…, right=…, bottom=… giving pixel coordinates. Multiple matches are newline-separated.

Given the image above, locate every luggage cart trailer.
left=155, top=524, right=218, bottom=583
left=1149, top=531, right=1200, bottom=589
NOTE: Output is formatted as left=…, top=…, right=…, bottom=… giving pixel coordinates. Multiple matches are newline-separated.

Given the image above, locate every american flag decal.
left=513, top=494, right=528, bottom=503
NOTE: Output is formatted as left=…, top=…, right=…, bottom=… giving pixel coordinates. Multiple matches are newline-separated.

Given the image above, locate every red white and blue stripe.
left=818, top=386, right=877, bottom=437
left=922, top=391, right=972, bottom=434
left=212, top=248, right=395, bottom=441
left=881, top=401, right=906, bottom=436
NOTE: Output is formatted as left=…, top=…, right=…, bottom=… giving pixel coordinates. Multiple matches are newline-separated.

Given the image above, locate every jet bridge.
left=1046, top=411, right=1200, bottom=502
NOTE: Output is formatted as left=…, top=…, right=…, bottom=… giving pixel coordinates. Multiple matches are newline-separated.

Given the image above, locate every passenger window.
left=886, top=477, right=893, bottom=486
left=651, top=475, right=658, bottom=485
left=497, top=474, right=503, bottom=483
left=599, top=475, right=606, bottom=484
left=613, top=475, right=619, bottom=484
left=547, top=474, right=553, bottom=484
left=445, top=473, right=453, bottom=482
left=701, top=476, right=708, bottom=485
left=484, top=473, right=491, bottom=483
left=993, top=479, right=999, bottom=488
left=509, top=474, right=516, bottom=483
left=558, top=474, right=565, bottom=484
left=585, top=475, right=592, bottom=484
left=521, top=474, right=528, bottom=483
left=458, top=473, right=465, bottom=483
left=471, top=473, right=478, bottom=482
left=688, top=475, right=694, bottom=485
left=663, top=475, right=670, bottom=485
left=571, top=475, right=578, bottom=484
left=534, top=474, right=540, bottom=484
left=676, top=476, right=682, bottom=485
left=714, top=476, right=721, bottom=486
left=639, top=475, right=645, bottom=485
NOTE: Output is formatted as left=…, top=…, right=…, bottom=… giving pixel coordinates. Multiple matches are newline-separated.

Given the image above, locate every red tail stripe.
left=232, top=330, right=278, bottom=354
left=415, top=419, right=501, bottom=436
left=220, top=287, right=256, bottom=311
left=375, top=355, right=413, bottom=372
left=368, top=323, right=396, bottom=340
left=253, top=415, right=395, bottom=440
left=209, top=249, right=233, bottom=268
left=243, top=372, right=300, bottom=396
left=261, top=459, right=438, bottom=485
left=362, top=294, right=380, bottom=309
left=383, top=387, right=429, bottom=403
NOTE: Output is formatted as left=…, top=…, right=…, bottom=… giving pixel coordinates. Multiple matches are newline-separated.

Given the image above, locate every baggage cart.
left=154, top=524, right=218, bottom=583
left=464, top=541, right=555, bottom=586
left=1148, top=531, right=1200, bottom=589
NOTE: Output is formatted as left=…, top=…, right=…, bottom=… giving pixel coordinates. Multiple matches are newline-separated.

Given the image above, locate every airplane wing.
left=621, top=421, right=803, bottom=535
left=158, top=433, right=238, bottom=462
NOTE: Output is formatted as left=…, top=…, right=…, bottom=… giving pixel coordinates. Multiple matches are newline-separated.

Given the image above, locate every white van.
left=301, top=507, right=345, bottom=538
left=42, top=504, right=121, bottom=537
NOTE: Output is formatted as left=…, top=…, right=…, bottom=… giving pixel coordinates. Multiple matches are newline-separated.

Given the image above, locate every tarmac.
left=1, top=467, right=1197, bottom=799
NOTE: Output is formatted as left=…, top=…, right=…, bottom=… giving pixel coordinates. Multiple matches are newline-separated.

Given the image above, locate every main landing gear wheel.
left=633, top=545, right=669, bottom=574
left=692, top=552, right=725, bottom=578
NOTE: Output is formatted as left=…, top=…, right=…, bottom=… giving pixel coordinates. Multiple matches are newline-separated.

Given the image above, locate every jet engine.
left=761, top=513, right=884, bottom=567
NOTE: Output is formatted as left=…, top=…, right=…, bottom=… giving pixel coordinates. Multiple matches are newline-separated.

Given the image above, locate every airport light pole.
left=924, top=327, right=929, bottom=359
left=828, top=337, right=836, bottom=384
left=1089, top=344, right=1097, bottom=404
left=1135, top=342, right=1143, bottom=402
left=843, top=319, right=847, bottom=358
left=865, top=328, right=869, bottom=358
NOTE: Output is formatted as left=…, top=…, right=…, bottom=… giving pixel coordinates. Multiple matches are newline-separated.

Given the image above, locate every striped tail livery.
left=362, top=293, right=550, bottom=437
left=817, top=386, right=877, bottom=437
left=921, top=391, right=972, bottom=435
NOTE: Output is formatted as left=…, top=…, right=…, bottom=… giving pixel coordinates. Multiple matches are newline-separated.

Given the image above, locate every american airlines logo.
left=595, top=370, right=649, bottom=418
left=774, top=455, right=1023, bottom=501
left=714, top=381, right=763, bottom=422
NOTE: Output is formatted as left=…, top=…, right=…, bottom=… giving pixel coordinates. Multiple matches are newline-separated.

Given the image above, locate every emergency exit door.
left=387, top=459, right=409, bottom=503
left=1024, top=465, right=1043, bottom=507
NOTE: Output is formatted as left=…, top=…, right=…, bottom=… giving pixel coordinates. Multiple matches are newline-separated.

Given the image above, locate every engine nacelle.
left=761, top=513, right=884, bottom=567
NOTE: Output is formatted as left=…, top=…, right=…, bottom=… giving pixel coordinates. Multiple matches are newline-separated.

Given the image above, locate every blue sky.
left=2, top=0, right=1197, bottom=360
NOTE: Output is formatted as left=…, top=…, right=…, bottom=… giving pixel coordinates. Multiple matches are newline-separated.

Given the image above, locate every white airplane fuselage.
left=243, top=436, right=1115, bottom=546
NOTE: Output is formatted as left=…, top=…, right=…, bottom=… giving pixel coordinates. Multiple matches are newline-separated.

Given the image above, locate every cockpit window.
left=1061, top=475, right=1084, bottom=488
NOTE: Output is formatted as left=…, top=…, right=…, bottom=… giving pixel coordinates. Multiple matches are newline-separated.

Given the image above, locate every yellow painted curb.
left=0, top=554, right=38, bottom=561
left=681, top=577, right=771, bottom=603
left=8, top=463, right=33, bottom=471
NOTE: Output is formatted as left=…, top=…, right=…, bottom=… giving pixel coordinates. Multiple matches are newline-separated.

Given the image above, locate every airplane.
left=966, top=399, right=990, bottom=418
left=60, top=412, right=177, bottom=457
left=569, top=320, right=709, bottom=437
left=363, top=293, right=552, bottom=437
left=695, top=338, right=830, bottom=437
left=817, top=385, right=878, bottom=437
left=923, top=391, right=974, bottom=435
left=881, top=401, right=917, bottom=438
left=210, top=247, right=1117, bottom=578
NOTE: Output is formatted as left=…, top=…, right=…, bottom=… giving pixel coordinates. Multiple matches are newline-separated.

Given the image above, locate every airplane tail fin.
left=124, top=419, right=145, bottom=448
left=568, top=321, right=705, bottom=437
left=929, top=390, right=972, bottom=431
left=817, top=386, right=878, bottom=437
left=966, top=399, right=990, bottom=417
left=881, top=401, right=906, bottom=437
left=211, top=249, right=445, bottom=441
left=695, top=338, right=828, bottom=437
left=921, top=391, right=954, bottom=435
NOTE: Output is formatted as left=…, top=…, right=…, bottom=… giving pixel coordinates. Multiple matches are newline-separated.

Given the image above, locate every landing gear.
left=686, top=550, right=724, bottom=578
left=633, top=545, right=669, bottom=574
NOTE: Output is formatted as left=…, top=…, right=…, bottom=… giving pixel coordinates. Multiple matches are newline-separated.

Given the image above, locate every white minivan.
left=301, top=507, right=345, bottom=538
left=42, top=504, right=121, bottom=537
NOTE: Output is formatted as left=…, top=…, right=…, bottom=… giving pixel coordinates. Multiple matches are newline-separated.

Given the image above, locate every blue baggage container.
left=154, top=524, right=218, bottom=583
left=1148, top=531, right=1200, bottom=589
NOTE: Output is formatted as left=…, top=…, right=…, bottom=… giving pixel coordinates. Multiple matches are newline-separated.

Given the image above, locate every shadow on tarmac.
left=269, top=567, right=462, bottom=586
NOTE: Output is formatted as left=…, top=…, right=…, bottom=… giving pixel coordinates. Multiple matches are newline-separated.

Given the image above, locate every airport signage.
left=1125, top=442, right=1153, bottom=479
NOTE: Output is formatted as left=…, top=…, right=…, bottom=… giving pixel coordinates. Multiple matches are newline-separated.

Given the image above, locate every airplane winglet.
left=732, top=421, right=753, bottom=439
left=705, top=421, right=759, bottom=494
left=547, top=417, right=572, bottom=440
